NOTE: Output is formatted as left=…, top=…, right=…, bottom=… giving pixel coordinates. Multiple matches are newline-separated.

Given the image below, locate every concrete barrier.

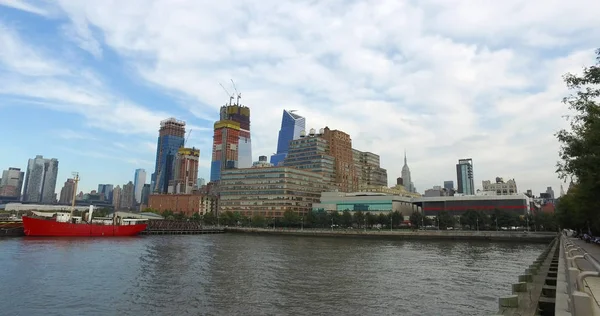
left=492, top=236, right=559, bottom=315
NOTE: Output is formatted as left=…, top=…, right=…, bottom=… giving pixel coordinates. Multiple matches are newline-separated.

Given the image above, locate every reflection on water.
left=0, top=234, right=545, bottom=316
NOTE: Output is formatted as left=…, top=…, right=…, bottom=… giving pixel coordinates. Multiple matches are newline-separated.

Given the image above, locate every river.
left=0, top=234, right=545, bottom=316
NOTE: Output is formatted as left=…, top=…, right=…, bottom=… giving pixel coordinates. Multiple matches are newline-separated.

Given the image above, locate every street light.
left=331, top=217, right=334, bottom=232
left=390, top=215, right=393, bottom=232
left=495, top=217, right=498, bottom=231
left=476, top=217, right=479, bottom=231
left=364, top=217, right=366, bottom=232
left=301, top=216, right=304, bottom=231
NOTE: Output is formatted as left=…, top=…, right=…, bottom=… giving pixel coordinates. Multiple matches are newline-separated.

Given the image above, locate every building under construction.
left=152, top=118, right=186, bottom=194
left=210, top=95, right=252, bottom=182
left=168, top=147, right=200, bottom=194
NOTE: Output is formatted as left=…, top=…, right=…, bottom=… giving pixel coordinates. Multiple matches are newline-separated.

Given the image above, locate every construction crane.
left=184, top=129, right=192, bottom=147
left=219, top=83, right=234, bottom=105
left=231, top=79, right=241, bottom=105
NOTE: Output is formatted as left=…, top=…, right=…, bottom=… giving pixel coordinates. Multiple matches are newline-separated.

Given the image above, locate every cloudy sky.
left=0, top=0, right=598, bottom=195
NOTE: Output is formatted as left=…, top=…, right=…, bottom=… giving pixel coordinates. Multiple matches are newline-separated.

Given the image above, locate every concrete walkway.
left=570, top=238, right=600, bottom=311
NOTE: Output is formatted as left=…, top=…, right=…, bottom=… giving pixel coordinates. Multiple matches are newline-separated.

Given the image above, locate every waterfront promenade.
left=226, top=227, right=556, bottom=243
left=558, top=236, right=600, bottom=315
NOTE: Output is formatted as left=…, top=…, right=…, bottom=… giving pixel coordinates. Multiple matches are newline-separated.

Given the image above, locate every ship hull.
left=22, top=216, right=147, bottom=237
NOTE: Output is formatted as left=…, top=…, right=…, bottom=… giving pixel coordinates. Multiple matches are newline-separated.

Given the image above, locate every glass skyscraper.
left=456, top=158, right=474, bottom=195
left=152, top=118, right=185, bottom=193
left=22, top=155, right=59, bottom=203
left=133, top=169, right=146, bottom=203
left=270, top=110, right=306, bottom=166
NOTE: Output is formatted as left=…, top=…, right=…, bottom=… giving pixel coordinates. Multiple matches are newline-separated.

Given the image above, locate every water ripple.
left=0, top=235, right=545, bottom=316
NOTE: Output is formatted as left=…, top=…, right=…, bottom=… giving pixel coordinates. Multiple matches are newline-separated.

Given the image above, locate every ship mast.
left=70, top=172, right=79, bottom=220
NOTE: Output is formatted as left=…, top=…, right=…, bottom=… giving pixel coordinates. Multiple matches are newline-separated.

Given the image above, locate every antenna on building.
left=219, top=83, right=234, bottom=105
left=231, top=79, right=241, bottom=105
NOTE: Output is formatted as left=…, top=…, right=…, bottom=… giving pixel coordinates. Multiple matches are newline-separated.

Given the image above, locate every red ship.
left=21, top=172, right=148, bottom=237
left=22, top=214, right=148, bottom=237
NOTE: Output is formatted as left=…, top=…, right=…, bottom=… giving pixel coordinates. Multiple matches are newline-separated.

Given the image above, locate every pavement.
left=570, top=237, right=600, bottom=310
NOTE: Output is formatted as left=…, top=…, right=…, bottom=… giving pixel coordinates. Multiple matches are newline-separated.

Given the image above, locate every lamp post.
left=364, top=217, right=366, bottom=232
left=331, top=217, right=334, bottom=232
left=301, top=216, right=304, bottom=231
left=476, top=217, right=479, bottom=231
left=390, top=215, right=393, bottom=232
left=495, top=217, right=498, bottom=231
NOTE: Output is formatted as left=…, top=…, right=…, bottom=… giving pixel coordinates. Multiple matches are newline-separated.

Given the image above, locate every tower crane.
left=231, top=79, right=241, bottom=105
left=219, top=83, right=234, bottom=105
left=184, top=129, right=192, bottom=147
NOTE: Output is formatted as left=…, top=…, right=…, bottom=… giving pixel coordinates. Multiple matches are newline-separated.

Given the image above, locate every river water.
left=0, top=234, right=545, bottom=316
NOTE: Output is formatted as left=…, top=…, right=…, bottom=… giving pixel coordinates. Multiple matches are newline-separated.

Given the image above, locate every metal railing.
left=561, top=235, right=600, bottom=315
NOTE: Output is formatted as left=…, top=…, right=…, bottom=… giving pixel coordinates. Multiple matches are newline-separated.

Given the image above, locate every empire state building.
left=401, top=151, right=413, bottom=193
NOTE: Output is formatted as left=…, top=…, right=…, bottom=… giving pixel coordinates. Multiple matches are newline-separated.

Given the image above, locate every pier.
left=0, top=221, right=24, bottom=237
left=140, top=220, right=225, bottom=235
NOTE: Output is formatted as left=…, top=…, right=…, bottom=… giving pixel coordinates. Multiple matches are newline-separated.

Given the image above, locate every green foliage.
left=251, top=214, right=266, bottom=227
left=282, top=210, right=300, bottom=227
left=459, top=210, right=487, bottom=230
left=409, top=211, right=423, bottom=228
left=556, top=48, right=600, bottom=233
left=436, top=211, right=455, bottom=229
left=203, top=212, right=217, bottom=225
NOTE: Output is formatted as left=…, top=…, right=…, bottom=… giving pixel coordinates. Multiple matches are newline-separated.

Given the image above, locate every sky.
left=0, top=0, right=599, bottom=196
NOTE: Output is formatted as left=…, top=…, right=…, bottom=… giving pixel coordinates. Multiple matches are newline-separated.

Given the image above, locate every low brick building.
left=148, top=193, right=218, bottom=217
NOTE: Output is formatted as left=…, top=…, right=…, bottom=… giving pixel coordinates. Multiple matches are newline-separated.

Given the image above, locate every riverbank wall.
left=225, top=227, right=557, bottom=243
left=492, top=236, right=559, bottom=315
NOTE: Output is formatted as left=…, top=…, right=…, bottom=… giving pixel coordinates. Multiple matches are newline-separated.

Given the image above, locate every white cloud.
left=0, top=0, right=49, bottom=16
left=4, top=0, right=600, bottom=194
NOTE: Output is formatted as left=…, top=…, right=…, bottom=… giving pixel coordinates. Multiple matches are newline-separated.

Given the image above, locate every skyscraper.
left=112, top=185, right=122, bottom=209
left=121, top=181, right=135, bottom=210
left=59, top=178, right=76, bottom=204
left=22, top=155, right=59, bottom=203
left=401, top=151, right=413, bottom=193
left=97, top=184, right=114, bottom=202
left=134, top=169, right=146, bottom=203
left=0, top=167, right=24, bottom=198
left=456, top=158, right=475, bottom=195
left=210, top=100, right=252, bottom=182
left=443, top=181, right=454, bottom=191
left=270, top=110, right=306, bottom=166
left=152, top=118, right=186, bottom=193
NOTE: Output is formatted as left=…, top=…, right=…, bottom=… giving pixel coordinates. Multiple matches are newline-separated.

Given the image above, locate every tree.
left=391, top=211, right=403, bottom=228
left=377, top=213, right=388, bottom=227
left=203, top=212, right=216, bottom=225
left=282, top=210, right=300, bottom=227
left=353, top=211, right=365, bottom=228
left=366, top=212, right=377, bottom=227
left=191, top=213, right=201, bottom=221
left=251, top=214, right=266, bottom=227
left=460, top=210, right=487, bottom=230
left=341, top=210, right=353, bottom=228
left=409, top=211, right=423, bottom=228
left=436, top=211, right=455, bottom=229
left=556, top=48, right=600, bottom=233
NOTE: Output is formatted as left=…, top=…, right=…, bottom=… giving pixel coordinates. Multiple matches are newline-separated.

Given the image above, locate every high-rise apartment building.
left=546, top=187, right=555, bottom=199
left=321, top=127, right=358, bottom=192
left=270, top=110, right=306, bottom=166
left=169, top=147, right=199, bottom=194
left=152, top=118, right=186, bottom=194
left=0, top=167, right=24, bottom=198
left=120, top=181, right=135, bottom=210
left=352, top=149, right=387, bottom=188
left=134, top=169, right=146, bottom=203
left=456, top=158, right=475, bottom=195
left=284, top=132, right=335, bottom=185
left=22, top=155, right=59, bottom=203
left=97, top=184, right=114, bottom=202
left=210, top=101, right=252, bottom=182
left=112, top=185, right=122, bottom=209
left=59, top=178, right=76, bottom=204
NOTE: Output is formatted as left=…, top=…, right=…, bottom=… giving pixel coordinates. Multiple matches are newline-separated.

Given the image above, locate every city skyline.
left=1, top=1, right=595, bottom=195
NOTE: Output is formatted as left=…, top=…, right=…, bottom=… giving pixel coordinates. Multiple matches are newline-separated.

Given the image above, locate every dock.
left=0, top=221, right=25, bottom=237
left=140, top=220, right=225, bottom=235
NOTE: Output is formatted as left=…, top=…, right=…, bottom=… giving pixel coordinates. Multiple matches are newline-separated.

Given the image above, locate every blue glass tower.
left=152, top=118, right=185, bottom=193
left=270, top=110, right=305, bottom=166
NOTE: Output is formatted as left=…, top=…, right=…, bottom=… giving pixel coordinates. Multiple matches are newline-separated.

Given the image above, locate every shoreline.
left=225, top=227, right=557, bottom=243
